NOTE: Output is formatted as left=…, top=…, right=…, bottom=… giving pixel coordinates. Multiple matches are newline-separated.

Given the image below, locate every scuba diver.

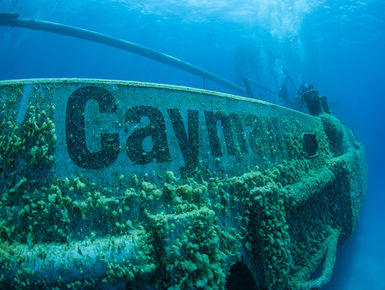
left=283, top=81, right=314, bottom=111
left=297, top=81, right=314, bottom=102
left=277, top=74, right=300, bottom=109
left=278, top=80, right=316, bottom=112
left=296, top=81, right=331, bottom=116
left=278, top=76, right=290, bottom=103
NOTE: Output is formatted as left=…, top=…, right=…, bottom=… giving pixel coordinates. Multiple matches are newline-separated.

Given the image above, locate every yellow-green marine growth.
left=0, top=79, right=367, bottom=289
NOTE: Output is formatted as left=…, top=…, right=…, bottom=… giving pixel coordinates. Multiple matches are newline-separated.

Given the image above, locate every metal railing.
left=0, top=12, right=248, bottom=95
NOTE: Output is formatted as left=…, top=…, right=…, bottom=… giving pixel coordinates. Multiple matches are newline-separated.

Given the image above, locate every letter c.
left=65, top=86, right=119, bottom=169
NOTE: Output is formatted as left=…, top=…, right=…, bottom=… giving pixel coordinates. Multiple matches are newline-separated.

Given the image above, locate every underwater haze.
left=0, top=0, right=384, bottom=289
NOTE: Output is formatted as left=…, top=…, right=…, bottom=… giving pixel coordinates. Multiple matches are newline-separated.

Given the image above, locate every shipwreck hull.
left=0, top=79, right=366, bottom=289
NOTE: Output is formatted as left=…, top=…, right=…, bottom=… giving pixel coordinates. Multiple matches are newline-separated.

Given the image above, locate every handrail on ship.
left=0, top=12, right=248, bottom=95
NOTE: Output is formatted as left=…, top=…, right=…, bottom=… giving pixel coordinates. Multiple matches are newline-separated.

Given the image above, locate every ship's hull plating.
left=0, top=79, right=366, bottom=289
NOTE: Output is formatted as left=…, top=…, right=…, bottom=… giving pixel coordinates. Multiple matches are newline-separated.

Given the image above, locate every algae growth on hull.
left=0, top=79, right=366, bottom=289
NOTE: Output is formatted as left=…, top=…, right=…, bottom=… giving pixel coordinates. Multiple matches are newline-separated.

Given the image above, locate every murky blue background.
left=1, top=1, right=384, bottom=288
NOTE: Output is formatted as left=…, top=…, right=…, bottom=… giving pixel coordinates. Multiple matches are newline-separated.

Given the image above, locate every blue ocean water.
left=0, top=0, right=384, bottom=289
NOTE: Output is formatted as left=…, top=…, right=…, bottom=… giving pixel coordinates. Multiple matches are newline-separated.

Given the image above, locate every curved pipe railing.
left=0, top=12, right=247, bottom=95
